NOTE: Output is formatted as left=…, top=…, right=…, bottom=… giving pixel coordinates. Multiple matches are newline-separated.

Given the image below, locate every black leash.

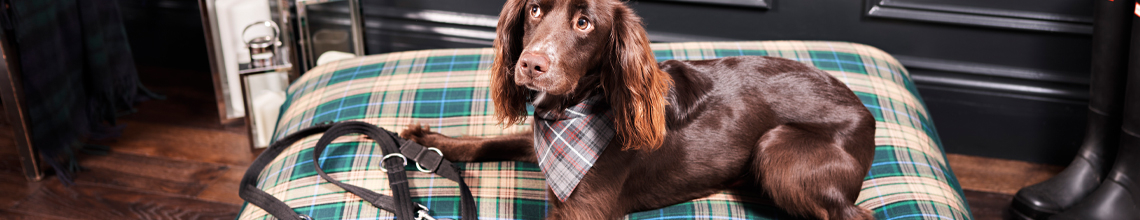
left=239, top=121, right=478, bottom=220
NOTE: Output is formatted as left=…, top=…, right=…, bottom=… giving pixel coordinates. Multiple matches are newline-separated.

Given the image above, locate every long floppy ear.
left=605, top=5, right=673, bottom=151
left=491, top=0, right=531, bottom=126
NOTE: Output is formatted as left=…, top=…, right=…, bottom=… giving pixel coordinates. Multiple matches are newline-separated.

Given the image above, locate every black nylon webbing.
left=239, top=121, right=478, bottom=220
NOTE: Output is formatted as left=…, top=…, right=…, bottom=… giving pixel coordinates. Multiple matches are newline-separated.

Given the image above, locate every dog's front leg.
left=546, top=191, right=627, bottom=220
left=399, top=123, right=536, bottom=163
left=545, top=168, right=630, bottom=220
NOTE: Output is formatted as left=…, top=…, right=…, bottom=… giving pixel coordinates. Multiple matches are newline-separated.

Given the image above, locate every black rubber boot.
left=1009, top=0, right=1133, bottom=219
left=1050, top=9, right=1140, bottom=218
left=1049, top=134, right=1140, bottom=220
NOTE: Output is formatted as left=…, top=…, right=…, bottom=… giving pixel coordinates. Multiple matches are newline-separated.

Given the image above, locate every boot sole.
left=1009, top=197, right=1059, bottom=220
left=1007, top=206, right=1038, bottom=220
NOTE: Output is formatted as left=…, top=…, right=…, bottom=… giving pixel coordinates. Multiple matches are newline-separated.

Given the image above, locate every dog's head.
left=491, top=0, right=672, bottom=151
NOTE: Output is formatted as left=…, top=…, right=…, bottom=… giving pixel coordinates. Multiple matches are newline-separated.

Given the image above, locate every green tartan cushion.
left=238, top=41, right=973, bottom=220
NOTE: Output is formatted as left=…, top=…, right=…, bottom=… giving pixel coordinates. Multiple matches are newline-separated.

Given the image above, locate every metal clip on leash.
left=415, top=204, right=439, bottom=220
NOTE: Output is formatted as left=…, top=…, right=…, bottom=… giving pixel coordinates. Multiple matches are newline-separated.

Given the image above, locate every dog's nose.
left=519, top=53, right=550, bottom=77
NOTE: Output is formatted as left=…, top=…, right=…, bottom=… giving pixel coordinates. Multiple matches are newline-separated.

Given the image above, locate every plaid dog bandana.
left=534, top=95, right=615, bottom=201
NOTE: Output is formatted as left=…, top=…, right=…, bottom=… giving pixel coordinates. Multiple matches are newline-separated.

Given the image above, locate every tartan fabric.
left=241, top=41, right=973, bottom=220
left=4, top=0, right=144, bottom=183
left=533, top=95, right=615, bottom=201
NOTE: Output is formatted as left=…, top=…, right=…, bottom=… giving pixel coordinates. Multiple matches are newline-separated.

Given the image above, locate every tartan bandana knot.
left=534, top=95, right=615, bottom=201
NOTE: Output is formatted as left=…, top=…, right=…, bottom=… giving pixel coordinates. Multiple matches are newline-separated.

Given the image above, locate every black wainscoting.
left=864, top=0, right=1093, bottom=34
left=125, top=0, right=1094, bottom=165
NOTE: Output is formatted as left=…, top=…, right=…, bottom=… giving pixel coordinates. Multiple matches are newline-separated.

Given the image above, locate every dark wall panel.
left=296, top=0, right=1094, bottom=165
left=112, top=0, right=1093, bottom=164
left=919, top=85, right=1086, bottom=164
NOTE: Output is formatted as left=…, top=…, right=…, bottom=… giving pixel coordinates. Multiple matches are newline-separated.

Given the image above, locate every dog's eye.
left=575, top=18, right=590, bottom=30
left=531, top=6, right=541, bottom=18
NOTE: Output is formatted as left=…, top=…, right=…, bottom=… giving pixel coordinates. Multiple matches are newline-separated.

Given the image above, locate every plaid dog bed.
left=238, top=41, right=973, bottom=220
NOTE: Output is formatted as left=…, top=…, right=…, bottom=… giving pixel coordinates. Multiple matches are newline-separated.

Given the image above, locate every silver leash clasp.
left=415, top=204, right=437, bottom=220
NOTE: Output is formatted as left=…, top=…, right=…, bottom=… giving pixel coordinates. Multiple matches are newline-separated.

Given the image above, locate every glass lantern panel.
left=242, top=71, right=289, bottom=148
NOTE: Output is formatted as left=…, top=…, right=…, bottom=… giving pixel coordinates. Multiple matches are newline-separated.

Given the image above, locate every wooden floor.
left=0, top=67, right=1063, bottom=220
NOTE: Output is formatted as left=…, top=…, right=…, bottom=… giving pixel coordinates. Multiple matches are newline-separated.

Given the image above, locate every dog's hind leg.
left=753, top=123, right=874, bottom=220
left=399, top=123, right=537, bottom=163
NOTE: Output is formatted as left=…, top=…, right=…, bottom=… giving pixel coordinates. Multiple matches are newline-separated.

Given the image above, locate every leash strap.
left=239, top=121, right=478, bottom=220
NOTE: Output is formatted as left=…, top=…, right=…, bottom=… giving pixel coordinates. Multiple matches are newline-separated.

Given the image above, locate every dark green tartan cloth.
left=3, top=0, right=142, bottom=182
left=239, top=41, right=973, bottom=220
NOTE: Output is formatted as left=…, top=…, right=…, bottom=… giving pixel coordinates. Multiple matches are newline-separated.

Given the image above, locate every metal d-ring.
left=379, top=153, right=407, bottom=172
left=415, top=147, right=444, bottom=173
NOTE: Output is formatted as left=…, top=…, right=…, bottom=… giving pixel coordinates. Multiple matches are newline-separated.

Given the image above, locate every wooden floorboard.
left=10, top=178, right=240, bottom=220
left=948, top=153, right=1064, bottom=220
left=94, top=120, right=255, bottom=166
left=948, top=154, right=1064, bottom=195
left=194, top=164, right=248, bottom=205
left=0, top=171, right=40, bottom=209
left=0, top=65, right=1054, bottom=219
left=0, top=209, right=70, bottom=220
left=0, top=123, right=40, bottom=209
left=119, top=85, right=246, bottom=134
left=0, top=66, right=246, bottom=219
left=965, top=190, right=1015, bottom=220
left=71, top=151, right=230, bottom=198
left=127, top=66, right=246, bottom=134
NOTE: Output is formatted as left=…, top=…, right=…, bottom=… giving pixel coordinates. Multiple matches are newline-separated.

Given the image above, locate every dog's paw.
left=400, top=123, right=440, bottom=145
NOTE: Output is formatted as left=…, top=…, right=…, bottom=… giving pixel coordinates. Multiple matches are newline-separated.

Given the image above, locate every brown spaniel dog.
left=400, top=0, right=876, bottom=219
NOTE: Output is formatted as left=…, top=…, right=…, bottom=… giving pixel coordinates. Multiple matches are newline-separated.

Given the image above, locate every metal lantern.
left=239, top=20, right=292, bottom=149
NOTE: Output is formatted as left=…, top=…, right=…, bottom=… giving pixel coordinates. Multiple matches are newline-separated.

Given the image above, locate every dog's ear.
left=605, top=5, right=672, bottom=151
left=491, top=0, right=531, bottom=126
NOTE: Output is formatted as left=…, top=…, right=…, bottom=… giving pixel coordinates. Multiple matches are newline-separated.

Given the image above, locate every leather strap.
left=239, top=121, right=478, bottom=220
